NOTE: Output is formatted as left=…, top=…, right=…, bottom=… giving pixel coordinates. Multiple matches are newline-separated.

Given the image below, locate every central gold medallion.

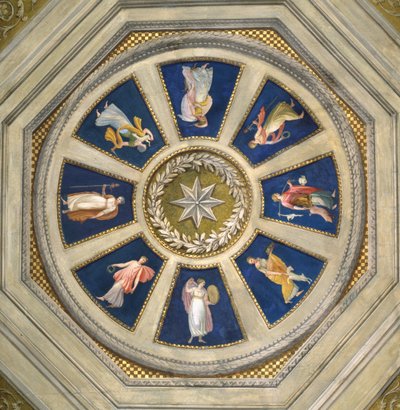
left=144, top=148, right=252, bottom=257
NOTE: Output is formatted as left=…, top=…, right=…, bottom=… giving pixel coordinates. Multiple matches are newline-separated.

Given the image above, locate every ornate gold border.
left=259, top=152, right=342, bottom=238
left=156, top=57, right=244, bottom=141
left=71, top=232, right=167, bottom=332
left=142, top=146, right=253, bottom=258
left=57, top=159, right=137, bottom=248
left=229, top=75, right=322, bottom=168
left=154, top=262, right=247, bottom=349
left=28, top=29, right=369, bottom=380
left=230, top=228, right=327, bottom=329
left=72, top=74, right=169, bottom=171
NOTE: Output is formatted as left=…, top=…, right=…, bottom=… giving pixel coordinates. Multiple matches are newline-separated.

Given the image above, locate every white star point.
left=170, top=177, right=225, bottom=228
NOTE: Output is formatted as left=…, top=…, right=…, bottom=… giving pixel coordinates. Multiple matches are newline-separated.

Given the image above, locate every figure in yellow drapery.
left=247, top=99, right=304, bottom=149
left=95, top=102, right=154, bottom=154
left=247, top=243, right=312, bottom=304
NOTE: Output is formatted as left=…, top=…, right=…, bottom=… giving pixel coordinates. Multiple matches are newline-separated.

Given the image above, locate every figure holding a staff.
left=61, top=183, right=125, bottom=223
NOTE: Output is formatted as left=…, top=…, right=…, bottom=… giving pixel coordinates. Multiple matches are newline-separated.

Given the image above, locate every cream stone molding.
left=1, top=0, right=398, bottom=408
left=33, top=32, right=364, bottom=375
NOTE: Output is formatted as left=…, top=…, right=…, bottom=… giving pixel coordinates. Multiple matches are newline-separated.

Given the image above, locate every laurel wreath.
left=146, top=152, right=248, bottom=254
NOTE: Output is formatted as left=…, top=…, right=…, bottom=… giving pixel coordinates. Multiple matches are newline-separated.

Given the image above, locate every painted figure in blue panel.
left=246, top=99, right=304, bottom=149
left=182, top=277, right=218, bottom=344
left=161, top=61, right=240, bottom=138
left=77, top=79, right=164, bottom=168
left=158, top=268, right=243, bottom=347
left=272, top=175, right=337, bottom=223
left=62, top=183, right=125, bottom=223
left=233, top=80, right=318, bottom=165
left=235, top=234, right=324, bottom=325
left=246, top=243, right=311, bottom=304
left=76, top=238, right=163, bottom=328
left=95, top=102, right=154, bottom=154
left=97, top=256, right=155, bottom=308
left=60, top=163, right=134, bottom=245
left=262, top=156, right=339, bottom=234
left=179, top=64, right=213, bottom=128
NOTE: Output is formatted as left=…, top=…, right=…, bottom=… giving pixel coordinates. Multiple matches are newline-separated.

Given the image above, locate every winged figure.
left=182, top=278, right=214, bottom=343
left=95, top=102, right=154, bottom=154
left=247, top=99, right=304, bottom=149
left=247, top=243, right=312, bottom=304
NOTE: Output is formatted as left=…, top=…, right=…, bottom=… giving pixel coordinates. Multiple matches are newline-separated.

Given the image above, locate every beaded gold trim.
left=71, top=232, right=167, bottom=332
left=57, top=159, right=136, bottom=248
left=229, top=75, right=322, bottom=168
left=73, top=74, right=168, bottom=171
left=157, top=57, right=244, bottom=141
left=143, top=146, right=252, bottom=258
left=259, top=152, right=342, bottom=238
left=230, top=229, right=327, bottom=328
left=154, top=263, right=247, bottom=349
left=29, top=28, right=369, bottom=379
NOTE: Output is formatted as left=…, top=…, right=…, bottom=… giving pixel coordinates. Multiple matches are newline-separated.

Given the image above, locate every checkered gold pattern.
left=29, top=29, right=369, bottom=379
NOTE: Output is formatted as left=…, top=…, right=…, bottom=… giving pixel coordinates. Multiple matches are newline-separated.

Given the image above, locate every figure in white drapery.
left=178, top=64, right=213, bottom=128
left=61, top=184, right=125, bottom=222
left=95, top=102, right=154, bottom=154
left=97, top=257, right=155, bottom=308
left=182, top=278, right=214, bottom=343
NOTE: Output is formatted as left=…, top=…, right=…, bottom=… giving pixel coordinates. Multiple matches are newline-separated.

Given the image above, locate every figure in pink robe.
left=272, top=180, right=337, bottom=222
left=97, top=257, right=155, bottom=308
left=182, top=278, right=213, bottom=344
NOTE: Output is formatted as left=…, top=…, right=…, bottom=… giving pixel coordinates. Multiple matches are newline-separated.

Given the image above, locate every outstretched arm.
left=112, top=261, right=131, bottom=268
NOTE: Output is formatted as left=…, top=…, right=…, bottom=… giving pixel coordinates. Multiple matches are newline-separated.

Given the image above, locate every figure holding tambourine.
left=182, top=278, right=219, bottom=344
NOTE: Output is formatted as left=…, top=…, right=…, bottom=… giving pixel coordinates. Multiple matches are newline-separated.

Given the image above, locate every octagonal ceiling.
left=0, top=1, right=399, bottom=409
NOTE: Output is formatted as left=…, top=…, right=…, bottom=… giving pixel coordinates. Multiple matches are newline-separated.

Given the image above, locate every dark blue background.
left=60, top=163, right=134, bottom=245
left=262, top=156, right=339, bottom=235
left=161, top=61, right=240, bottom=138
left=77, top=79, right=165, bottom=168
left=76, top=237, right=164, bottom=328
left=232, top=80, right=319, bottom=165
left=235, top=234, right=324, bottom=324
left=158, top=267, right=243, bottom=347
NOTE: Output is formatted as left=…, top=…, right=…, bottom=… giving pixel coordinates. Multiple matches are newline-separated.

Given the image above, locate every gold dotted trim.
left=229, top=75, right=322, bottom=168
left=154, top=263, right=247, bottom=349
left=230, top=228, right=327, bottom=328
left=71, top=232, right=167, bottom=332
left=142, top=146, right=253, bottom=258
left=29, top=28, right=369, bottom=379
left=259, top=152, right=343, bottom=238
left=57, top=158, right=137, bottom=248
left=73, top=74, right=169, bottom=171
left=157, top=57, right=244, bottom=141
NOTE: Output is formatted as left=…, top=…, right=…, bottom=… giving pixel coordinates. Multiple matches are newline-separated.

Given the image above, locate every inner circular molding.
left=33, top=32, right=365, bottom=375
left=144, top=147, right=251, bottom=257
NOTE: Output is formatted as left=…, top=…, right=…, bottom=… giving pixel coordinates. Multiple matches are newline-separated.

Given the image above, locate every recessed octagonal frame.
left=31, top=32, right=365, bottom=376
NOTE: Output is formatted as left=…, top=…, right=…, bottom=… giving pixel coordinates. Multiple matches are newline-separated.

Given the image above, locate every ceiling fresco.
left=2, top=0, right=399, bottom=405
left=31, top=32, right=365, bottom=376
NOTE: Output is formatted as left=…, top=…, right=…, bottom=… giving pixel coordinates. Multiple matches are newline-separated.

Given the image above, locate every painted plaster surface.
left=0, top=2, right=398, bottom=409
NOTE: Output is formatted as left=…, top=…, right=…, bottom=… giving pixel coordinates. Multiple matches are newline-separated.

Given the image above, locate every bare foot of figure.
left=198, top=337, right=206, bottom=344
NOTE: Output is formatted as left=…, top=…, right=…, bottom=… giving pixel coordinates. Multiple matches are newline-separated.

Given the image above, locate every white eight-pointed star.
left=170, top=177, right=225, bottom=228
